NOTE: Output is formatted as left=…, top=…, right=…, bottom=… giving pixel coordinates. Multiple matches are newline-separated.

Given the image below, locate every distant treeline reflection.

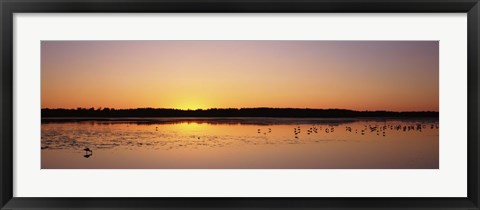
left=42, top=108, right=438, bottom=118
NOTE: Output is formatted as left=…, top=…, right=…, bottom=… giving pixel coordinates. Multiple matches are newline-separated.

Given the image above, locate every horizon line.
left=41, top=107, right=439, bottom=113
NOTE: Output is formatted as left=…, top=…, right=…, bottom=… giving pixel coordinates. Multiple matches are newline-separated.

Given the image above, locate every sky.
left=41, top=41, right=439, bottom=111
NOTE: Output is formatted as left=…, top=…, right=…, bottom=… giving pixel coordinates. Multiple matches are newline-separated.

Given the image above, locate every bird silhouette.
left=83, top=147, right=93, bottom=158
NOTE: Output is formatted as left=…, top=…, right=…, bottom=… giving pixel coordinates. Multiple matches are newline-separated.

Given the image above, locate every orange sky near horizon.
left=41, top=41, right=439, bottom=112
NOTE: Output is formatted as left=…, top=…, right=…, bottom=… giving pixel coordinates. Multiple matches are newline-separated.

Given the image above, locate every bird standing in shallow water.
left=83, top=147, right=93, bottom=158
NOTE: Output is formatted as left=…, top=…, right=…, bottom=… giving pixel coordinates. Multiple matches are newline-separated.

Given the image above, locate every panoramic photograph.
left=41, top=40, right=439, bottom=169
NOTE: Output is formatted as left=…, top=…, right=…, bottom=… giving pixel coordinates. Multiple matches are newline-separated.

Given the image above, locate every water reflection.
left=41, top=117, right=439, bottom=169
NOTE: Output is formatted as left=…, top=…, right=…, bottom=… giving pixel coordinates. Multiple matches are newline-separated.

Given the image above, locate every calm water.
left=41, top=118, right=439, bottom=169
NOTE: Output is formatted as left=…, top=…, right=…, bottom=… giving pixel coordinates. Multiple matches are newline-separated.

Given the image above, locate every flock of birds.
left=257, top=128, right=272, bottom=135
left=293, top=126, right=324, bottom=139
left=79, top=122, right=439, bottom=157
left=256, top=123, right=439, bottom=140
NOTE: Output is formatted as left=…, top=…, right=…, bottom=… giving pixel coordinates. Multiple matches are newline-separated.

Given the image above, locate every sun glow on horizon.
left=41, top=41, right=439, bottom=112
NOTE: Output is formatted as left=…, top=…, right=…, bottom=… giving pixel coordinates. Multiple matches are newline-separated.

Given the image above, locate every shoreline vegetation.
left=42, top=108, right=439, bottom=118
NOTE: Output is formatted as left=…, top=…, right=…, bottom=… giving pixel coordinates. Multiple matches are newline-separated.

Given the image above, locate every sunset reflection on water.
left=41, top=118, right=439, bottom=169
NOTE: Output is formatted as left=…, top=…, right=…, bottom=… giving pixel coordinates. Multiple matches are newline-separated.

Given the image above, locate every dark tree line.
left=41, top=107, right=439, bottom=118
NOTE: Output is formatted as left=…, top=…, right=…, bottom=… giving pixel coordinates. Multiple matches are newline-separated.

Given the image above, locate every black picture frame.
left=1, top=0, right=479, bottom=209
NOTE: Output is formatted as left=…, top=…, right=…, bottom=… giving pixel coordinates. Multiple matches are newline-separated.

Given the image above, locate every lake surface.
left=41, top=117, right=439, bottom=169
